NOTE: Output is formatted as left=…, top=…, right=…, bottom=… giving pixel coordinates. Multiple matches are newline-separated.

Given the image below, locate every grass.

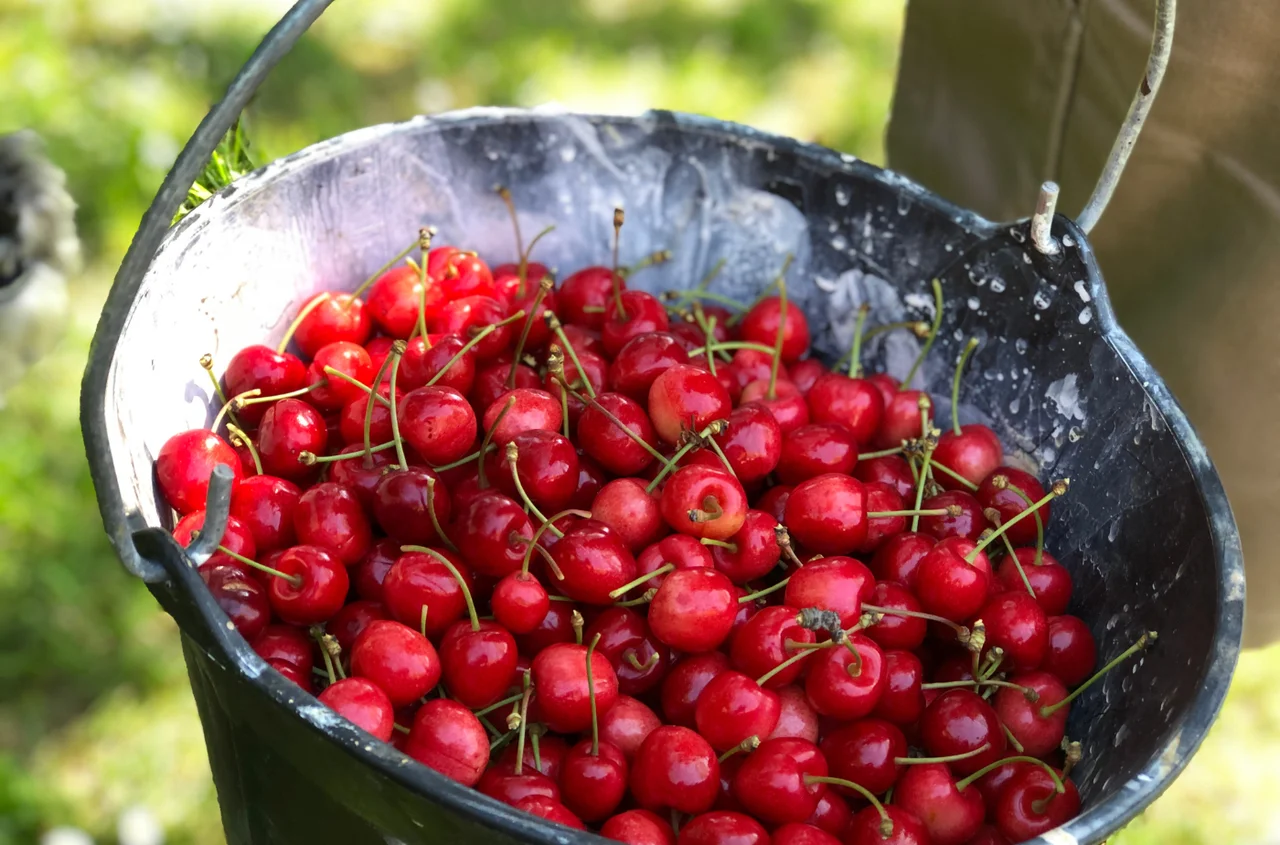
left=0, top=1, right=1273, bottom=843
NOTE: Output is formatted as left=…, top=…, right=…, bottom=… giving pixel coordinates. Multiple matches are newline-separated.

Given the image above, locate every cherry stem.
left=586, top=632, right=602, bottom=756
left=997, top=476, right=1046, bottom=566
left=804, top=776, right=892, bottom=836
left=507, top=279, right=553, bottom=389
left=858, top=446, right=904, bottom=460
left=199, top=354, right=242, bottom=431
left=717, top=735, right=761, bottom=763
left=622, top=249, right=671, bottom=278
left=571, top=610, right=585, bottom=645
left=318, top=639, right=337, bottom=686
left=979, top=648, right=1005, bottom=680
left=364, top=350, right=397, bottom=463
left=949, top=337, right=979, bottom=436
left=702, top=315, right=719, bottom=377
left=611, top=207, right=626, bottom=317
left=238, top=383, right=324, bottom=409
left=497, top=186, right=525, bottom=279
left=301, top=441, right=396, bottom=465
left=530, top=729, right=543, bottom=773
left=625, top=650, right=659, bottom=672
left=646, top=420, right=727, bottom=493
left=988, top=509, right=1036, bottom=598
left=424, top=325, right=497, bottom=387
left=1040, top=631, right=1157, bottom=717
left=668, top=289, right=749, bottom=312
left=473, top=691, right=525, bottom=718
left=514, top=671, right=533, bottom=772
left=846, top=304, right=871, bottom=378
left=920, top=679, right=1040, bottom=701
left=433, top=445, right=491, bottom=472
left=412, top=230, right=434, bottom=341
left=955, top=756, right=1065, bottom=794
left=351, top=233, right=423, bottom=299
left=386, top=340, right=409, bottom=470
left=545, top=313, right=597, bottom=399
left=911, top=425, right=937, bottom=532
left=404, top=546, right=480, bottom=632
left=521, top=510, right=591, bottom=574
left=687, top=340, right=777, bottom=358
left=688, top=495, right=723, bottom=523
left=478, top=397, right=517, bottom=489
left=967, top=481, right=1068, bottom=561
left=557, top=375, right=671, bottom=467
left=225, top=423, right=262, bottom=476
left=212, top=389, right=257, bottom=433
left=614, top=589, right=657, bottom=608
left=322, top=367, right=391, bottom=408
left=756, top=643, right=820, bottom=687
left=774, top=525, right=805, bottom=569
left=420, top=605, right=429, bottom=639
left=700, top=538, right=738, bottom=552
left=861, top=603, right=968, bottom=636
left=507, top=441, right=553, bottom=528
left=608, top=564, right=675, bottom=600
left=426, top=476, right=459, bottom=553
left=1061, top=740, right=1083, bottom=781
left=1002, top=723, right=1026, bottom=753
left=899, top=278, right=943, bottom=390
left=738, top=578, right=790, bottom=603
left=929, top=459, right=980, bottom=491
left=393, top=723, right=410, bottom=735
left=766, top=255, right=795, bottom=401
left=276, top=293, right=329, bottom=354
left=216, top=545, right=301, bottom=587
left=312, top=629, right=346, bottom=680
left=894, top=744, right=992, bottom=766
left=868, top=507, right=954, bottom=519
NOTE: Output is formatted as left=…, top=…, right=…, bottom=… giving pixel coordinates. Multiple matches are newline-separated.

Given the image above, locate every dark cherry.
left=869, top=532, right=935, bottom=587
left=806, top=790, right=852, bottom=837
left=845, top=805, right=931, bottom=845
left=973, top=763, right=1023, bottom=811
left=267, top=545, right=349, bottom=626
left=230, top=474, right=302, bottom=552
left=871, top=649, right=926, bottom=726
left=660, top=652, right=731, bottom=727
left=600, top=695, right=663, bottom=762
left=863, top=582, right=927, bottom=651
left=783, top=473, right=868, bottom=555
left=966, top=825, right=1012, bottom=845
left=821, top=718, right=907, bottom=795
left=920, top=690, right=1007, bottom=776
left=602, top=290, right=670, bottom=357
left=350, top=619, right=441, bottom=707
left=739, top=378, right=810, bottom=434
left=993, top=765, right=1080, bottom=842
left=292, top=292, right=371, bottom=359
left=807, top=374, right=884, bottom=447
left=569, top=452, right=607, bottom=510
left=293, top=482, right=372, bottom=565
left=326, top=599, right=388, bottom=654
left=980, top=591, right=1049, bottom=671
left=975, top=467, right=1049, bottom=545
left=404, top=698, right=488, bottom=786
left=350, top=538, right=399, bottom=602
left=649, top=568, right=737, bottom=654
left=593, top=478, right=667, bottom=553
left=559, top=266, right=624, bottom=329
left=318, top=677, right=395, bottom=742
left=739, top=296, right=810, bottom=363
left=560, top=739, right=629, bottom=822
left=919, top=490, right=988, bottom=542
left=156, top=430, right=243, bottom=514
left=492, top=572, right=550, bottom=635
left=200, top=563, right=271, bottom=640
left=714, top=402, right=783, bottom=483
left=893, top=763, right=985, bottom=845
left=694, top=670, right=781, bottom=751
left=914, top=537, right=993, bottom=622
left=784, top=555, right=874, bottom=628
left=308, top=341, right=374, bottom=411
left=998, top=549, right=1073, bottom=616
left=992, top=671, right=1069, bottom=757
left=382, top=547, right=471, bottom=638
left=222, top=345, right=308, bottom=425
left=630, top=725, right=720, bottom=814
left=257, top=398, right=327, bottom=482
left=648, top=363, right=732, bottom=446
left=609, top=332, right=690, bottom=401
left=776, top=423, right=857, bottom=485
left=710, top=509, right=780, bottom=584
left=453, top=490, right=534, bottom=579
left=660, top=465, right=748, bottom=541
left=679, top=811, right=769, bottom=845
left=372, top=467, right=452, bottom=546
left=855, top=455, right=916, bottom=500
left=516, top=598, right=579, bottom=656
left=1043, top=615, right=1097, bottom=685
left=532, top=641, right=619, bottom=733
left=804, top=634, right=885, bottom=720
left=732, top=736, right=827, bottom=824
left=599, top=809, right=675, bottom=845
left=549, top=519, right=638, bottom=605
left=756, top=484, right=791, bottom=523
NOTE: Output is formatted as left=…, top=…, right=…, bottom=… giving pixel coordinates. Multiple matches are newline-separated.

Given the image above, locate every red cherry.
left=453, top=491, right=534, bottom=579
left=291, top=293, right=371, bottom=358
left=156, top=430, right=243, bottom=514
left=482, top=387, right=563, bottom=446
left=855, top=455, right=916, bottom=500
left=932, top=425, right=1002, bottom=491
left=395, top=385, right=476, bottom=465
left=440, top=619, right=519, bottom=709
left=991, top=671, right=1069, bottom=757
left=200, top=564, right=271, bottom=640
left=478, top=765, right=560, bottom=807
left=532, top=641, right=619, bottom=733
left=350, top=538, right=399, bottom=602
left=821, top=718, right=906, bottom=795
left=174, top=510, right=256, bottom=570
left=404, top=698, right=488, bottom=786
left=729, top=606, right=815, bottom=688
left=979, top=591, right=1049, bottom=671
left=559, top=266, right=624, bottom=328
left=549, top=519, right=638, bottom=605
left=874, top=390, right=929, bottom=451
left=326, top=599, right=388, bottom=654
left=382, top=547, right=472, bottom=638
left=401, top=335, right=477, bottom=394
left=740, top=296, right=810, bottom=363
left=630, top=725, right=720, bottom=814
left=973, top=762, right=1023, bottom=810
left=694, top=671, right=781, bottom=751
left=307, top=341, right=374, bottom=411
left=649, top=364, right=732, bottom=445
left=1043, top=615, right=1096, bottom=685
left=269, top=659, right=312, bottom=692
left=858, top=482, right=908, bottom=554
left=660, top=652, right=731, bottom=727
left=661, top=465, right=748, bottom=541
left=845, top=805, right=931, bottom=845
left=293, top=482, right=372, bottom=565
left=602, top=290, right=670, bottom=357
left=560, top=322, right=605, bottom=357
left=919, top=490, right=988, bottom=542
left=497, top=733, right=570, bottom=781
left=230, top=474, right=301, bottom=552
left=575, top=392, right=658, bottom=476
left=787, top=360, right=827, bottom=396
left=776, top=423, right=857, bottom=485
left=365, top=264, right=440, bottom=338
left=871, top=649, right=926, bottom=725
left=512, top=795, right=585, bottom=829
left=966, top=825, right=1012, bottom=845
left=266, top=545, right=349, bottom=625
left=679, top=811, right=769, bottom=845
left=429, top=296, right=513, bottom=361
left=804, top=634, right=885, bottom=720
left=337, top=387, right=393, bottom=447
left=257, top=398, right=327, bottom=482
left=501, top=284, right=559, bottom=353
left=586, top=607, right=671, bottom=696
left=914, top=537, right=992, bottom=622
left=806, top=374, right=884, bottom=446
left=600, top=809, right=675, bottom=845
left=920, top=690, right=1007, bottom=775
left=492, top=572, right=550, bottom=635
left=516, top=598, right=579, bottom=656
left=429, top=247, right=495, bottom=299
left=610, top=332, right=690, bottom=400
left=649, top=568, right=737, bottom=653
left=350, top=619, right=441, bottom=707
left=731, top=736, right=827, bottom=824
left=371, top=467, right=452, bottom=546
left=593, top=478, right=666, bottom=553
left=252, top=624, right=313, bottom=675
left=769, top=685, right=819, bottom=743
left=222, top=345, right=308, bottom=425
left=784, top=556, right=874, bottom=628
left=993, top=765, right=1080, bottom=842
left=600, top=695, right=663, bottom=761
left=635, top=534, right=714, bottom=594
left=726, top=349, right=781, bottom=398
left=560, top=739, right=629, bottom=822
left=805, top=791, right=852, bottom=837
left=548, top=348, right=610, bottom=426
left=327, top=447, right=394, bottom=514
left=863, top=582, right=927, bottom=650
left=784, top=473, right=868, bottom=555
left=998, top=549, right=1072, bottom=616
left=709, top=510, right=780, bottom=584
left=975, top=468, right=1049, bottom=545
left=318, top=677, right=394, bottom=742
left=714, top=402, right=783, bottom=483
left=893, top=764, right=985, bottom=845
left=869, top=532, right=935, bottom=586
left=490, top=430, right=579, bottom=512
left=740, top=379, right=809, bottom=434
left=475, top=359, right=541, bottom=411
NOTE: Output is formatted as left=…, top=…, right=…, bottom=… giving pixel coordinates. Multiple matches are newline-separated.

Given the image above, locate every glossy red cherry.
left=694, top=670, right=781, bottom=751
left=268, top=659, right=312, bottom=692
left=731, top=736, right=827, bottom=824
left=586, top=607, right=670, bottom=696
left=858, top=482, right=908, bottom=554
left=560, top=739, right=629, bottom=822
left=1043, top=615, right=1096, bottom=685
left=200, top=564, right=271, bottom=640
left=855, top=454, right=915, bottom=500
left=871, top=649, right=926, bottom=726
left=600, top=809, right=675, bottom=845
left=784, top=473, right=868, bottom=555
left=256, top=398, right=327, bottom=482
left=630, top=725, right=720, bottom=815
left=532, top=641, right=619, bottom=733
left=660, top=652, right=731, bottom=727
left=679, top=811, right=769, bottom=845
left=337, top=386, right=393, bottom=447
left=549, top=347, right=610, bottom=425
left=291, top=292, right=371, bottom=358
left=174, top=510, right=256, bottom=569
left=318, top=677, right=395, bottom=742
left=869, top=531, right=934, bottom=586
left=365, top=263, right=440, bottom=338
left=404, top=698, right=488, bottom=787
left=516, top=598, right=579, bottom=656
left=649, top=364, right=732, bottom=446
left=634, top=534, right=714, bottom=594
left=452, top=491, right=534, bottom=579
left=820, top=719, right=906, bottom=795
left=549, top=519, right=638, bottom=605
left=804, top=634, right=885, bottom=720
left=440, top=619, right=519, bottom=710
left=979, top=591, right=1049, bottom=672
left=991, top=671, right=1069, bottom=757
left=559, top=266, right=624, bottom=329
left=740, top=296, right=810, bottom=363
left=382, top=547, right=471, bottom=638
left=975, top=467, right=1049, bottom=545
left=932, top=424, right=1003, bottom=491
left=708, top=510, right=780, bottom=585
left=222, top=345, right=308, bottom=425
left=487, top=429, right=579, bottom=513
left=496, top=733, right=570, bottom=782
left=784, top=556, right=875, bottom=629
left=845, top=805, right=931, bottom=845
left=230, top=474, right=301, bottom=552
left=326, top=599, right=388, bottom=654
left=919, top=490, right=988, bottom=542
left=371, top=467, right=452, bottom=546
left=712, top=402, right=782, bottom=483
left=993, top=765, right=1080, bottom=842
left=478, top=765, right=560, bottom=807
left=512, top=795, right=585, bottom=830
left=649, top=568, right=737, bottom=653
left=600, top=695, right=663, bottom=762
left=327, top=446, right=394, bottom=514
left=480, top=388, right=563, bottom=447
left=788, top=358, right=827, bottom=395
left=593, top=478, right=666, bottom=553
left=807, top=373, right=884, bottom=446
left=252, top=624, right=313, bottom=675
left=429, top=246, right=495, bottom=299
left=350, top=538, right=400, bottom=602
left=739, top=378, right=809, bottom=434
left=893, top=763, right=985, bottom=845
left=914, top=537, right=992, bottom=622
left=292, top=482, right=372, bottom=565
left=266, top=545, right=349, bottom=625
left=609, top=332, right=690, bottom=401
left=156, top=430, right=243, bottom=514
left=920, top=689, right=1007, bottom=776
left=998, top=549, right=1072, bottom=616
left=728, top=606, right=818, bottom=690
left=492, top=572, right=550, bottom=635
left=575, top=392, right=658, bottom=476
left=428, top=296, right=514, bottom=361
left=874, top=389, right=928, bottom=450
left=307, top=341, right=374, bottom=411
left=474, top=358, right=541, bottom=411
left=350, top=619, right=441, bottom=707
left=770, top=685, right=819, bottom=743
left=660, top=465, right=748, bottom=541
left=776, top=423, right=857, bottom=485
left=602, top=290, right=669, bottom=357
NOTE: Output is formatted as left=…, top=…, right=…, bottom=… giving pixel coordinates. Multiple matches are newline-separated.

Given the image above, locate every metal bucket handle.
left=84, top=0, right=1173, bottom=583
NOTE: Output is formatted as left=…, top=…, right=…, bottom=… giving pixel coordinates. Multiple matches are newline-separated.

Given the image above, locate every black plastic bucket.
left=80, top=2, right=1243, bottom=843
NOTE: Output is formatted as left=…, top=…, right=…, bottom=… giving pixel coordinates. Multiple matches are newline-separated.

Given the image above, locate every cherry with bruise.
left=855, top=454, right=916, bottom=500
left=660, top=465, right=748, bottom=541
left=222, top=345, right=308, bottom=425
left=200, top=564, right=271, bottom=640
left=404, top=698, right=489, bottom=787
left=920, top=689, right=1007, bottom=776
left=609, top=332, right=689, bottom=401
left=784, top=555, right=875, bottom=629
left=266, top=545, right=349, bottom=626
left=291, top=292, right=372, bottom=359
left=648, top=364, right=732, bottom=446
left=708, top=509, right=780, bottom=584
left=784, top=473, right=868, bottom=555
left=257, top=398, right=327, bottom=482
left=660, top=651, right=731, bottom=727
left=230, top=474, right=302, bottom=552
left=293, top=482, right=372, bottom=565
left=382, top=546, right=472, bottom=638
left=630, top=725, right=720, bottom=815
left=807, top=373, right=884, bottom=447
left=714, top=402, right=783, bottom=483
left=372, top=467, right=452, bottom=546
left=649, top=568, right=737, bottom=654
left=156, top=430, right=243, bottom=514
left=998, top=549, right=1073, bottom=616
left=318, top=677, right=395, bottom=742
left=350, top=619, right=441, bottom=707
left=1043, top=615, right=1097, bottom=685
left=532, top=641, right=619, bottom=733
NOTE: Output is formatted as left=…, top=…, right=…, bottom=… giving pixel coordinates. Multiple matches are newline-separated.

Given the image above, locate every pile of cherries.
left=157, top=197, right=1154, bottom=845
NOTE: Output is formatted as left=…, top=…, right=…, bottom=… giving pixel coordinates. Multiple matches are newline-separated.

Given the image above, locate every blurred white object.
left=117, top=805, right=164, bottom=845
left=39, top=828, right=94, bottom=845
left=0, top=130, right=79, bottom=399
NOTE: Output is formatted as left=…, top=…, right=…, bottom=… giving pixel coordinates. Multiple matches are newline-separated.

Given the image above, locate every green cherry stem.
left=894, top=744, right=991, bottom=766
left=473, top=691, right=524, bottom=718
left=965, top=481, right=1068, bottom=562
left=216, top=545, right=301, bottom=587
left=1039, top=632, right=1158, bottom=718
left=225, top=423, right=262, bottom=476
left=276, top=293, right=329, bottom=354
left=988, top=509, right=1036, bottom=598
left=611, top=208, right=627, bottom=317
left=929, top=459, right=980, bottom=491
left=478, top=397, right=517, bottom=489
left=900, top=278, right=943, bottom=390
left=520, top=509, right=592, bottom=574
left=412, top=229, right=434, bottom=341
left=955, top=756, right=1065, bottom=794
left=687, top=341, right=778, bottom=358
left=846, top=304, right=871, bottom=378
left=513, top=671, right=533, bottom=772
left=586, top=633, right=602, bottom=756
left=364, top=349, right=397, bottom=462
left=424, top=324, right=498, bottom=387
left=755, top=641, right=824, bottom=687
left=199, top=354, right=241, bottom=431
left=804, top=776, right=893, bottom=837
left=507, top=279, right=553, bottom=389
left=507, top=442, right=552, bottom=527
left=766, top=254, right=795, bottom=401
left=950, top=337, right=979, bottom=437
left=994, top=475, right=1046, bottom=566
left=608, top=564, right=675, bottom=600
left=717, top=735, right=761, bottom=763
left=545, top=312, right=597, bottom=399
left=351, top=233, right=423, bottom=299
left=738, top=578, right=791, bottom=604
left=425, top=476, right=458, bottom=553
left=858, top=446, right=905, bottom=460
left=386, top=340, right=408, bottom=470
left=300, top=440, right=397, bottom=465
left=403, top=546, right=479, bottom=632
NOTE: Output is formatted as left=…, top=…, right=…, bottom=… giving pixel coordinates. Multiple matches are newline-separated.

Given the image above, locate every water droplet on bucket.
left=1068, top=426, right=1083, bottom=442
left=1009, top=397, right=1021, bottom=413
left=831, top=235, right=848, bottom=251
left=967, top=297, right=980, bottom=310
left=1015, top=338, right=1028, bottom=354
left=989, top=278, right=1006, bottom=293
left=1062, top=234, right=1076, bottom=248
left=1079, top=308, right=1093, bottom=325
left=835, top=186, right=851, bottom=206
left=560, top=147, right=577, bottom=162
left=1033, top=290, right=1052, bottom=310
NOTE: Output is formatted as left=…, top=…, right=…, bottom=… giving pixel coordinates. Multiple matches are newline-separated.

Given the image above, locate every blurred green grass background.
left=0, top=0, right=1274, bottom=843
